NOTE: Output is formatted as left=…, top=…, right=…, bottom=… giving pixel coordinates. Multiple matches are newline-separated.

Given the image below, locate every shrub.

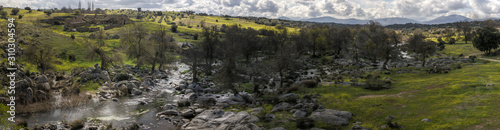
left=171, top=25, right=178, bottom=33
left=24, top=7, right=31, bottom=11
left=364, top=77, right=389, bottom=90
left=301, top=79, right=319, bottom=88
left=11, top=8, right=19, bottom=15
left=69, top=119, right=85, bottom=130
left=18, top=14, right=22, bottom=19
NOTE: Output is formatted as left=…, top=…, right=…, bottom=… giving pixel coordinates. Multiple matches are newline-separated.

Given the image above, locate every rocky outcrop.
left=309, top=109, right=352, bottom=126
left=182, top=110, right=262, bottom=130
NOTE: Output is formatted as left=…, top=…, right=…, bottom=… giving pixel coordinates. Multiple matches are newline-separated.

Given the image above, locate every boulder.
left=293, top=110, right=307, bottom=118
left=269, top=127, right=287, bottom=130
left=296, top=117, right=315, bottom=129
left=421, top=118, right=431, bottom=123
left=35, top=75, right=49, bottom=83
left=164, top=104, right=177, bottom=109
left=181, top=109, right=196, bottom=119
left=309, top=109, right=352, bottom=126
left=278, top=93, right=299, bottom=103
left=351, top=125, right=371, bottom=130
left=156, top=109, right=180, bottom=117
left=264, top=114, right=275, bottom=122
left=271, top=102, right=291, bottom=113
left=248, top=107, right=265, bottom=115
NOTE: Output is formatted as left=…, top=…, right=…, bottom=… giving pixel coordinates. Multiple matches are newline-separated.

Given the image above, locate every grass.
left=79, top=81, right=101, bottom=92
left=439, top=42, right=481, bottom=57
left=295, top=62, right=500, bottom=129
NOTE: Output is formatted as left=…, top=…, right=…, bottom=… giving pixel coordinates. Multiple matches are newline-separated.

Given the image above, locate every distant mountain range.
left=299, top=15, right=475, bottom=26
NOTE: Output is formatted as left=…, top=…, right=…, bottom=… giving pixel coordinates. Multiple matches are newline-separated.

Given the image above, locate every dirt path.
left=466, top=53, right=500, bottom=63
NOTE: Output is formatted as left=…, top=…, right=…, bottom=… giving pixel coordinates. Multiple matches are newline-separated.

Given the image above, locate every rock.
left=278, top=93, right=299, bottom=103
left=181, top=109, right=196, bottom=119
left=269, top=127, right=287, bottom=130
left=138, top=100, right=148, bottom=105
left=421, top=118, right=431, bottom=122
left=112, top=98, right=119, bottom=102
left=232, top=123, right=263, bottom=130
left=184, top=89, right=195, bottom=94
left=131, top=88, right=142, bottom=95
left=34, top=90, right=48, bottom=102
left=486, top=84, right=494, bottom=87
left=293, top=110, right=307, bottom=118
left=156, top=109, right=179, bottom=117
left=385, top=115, right=395, bottom=122
left=16, top=80, right=34, bottom=104
left=194, top=109, right=225, bottom=121
left=310, top=128, right=326, bottom=130
left=248, top=107, right=265, bottom=115
left=351, top=125, right=371, bottom=130
left=195, top=108, right=204, bottom=114
left=264, top=114, right=275, bottom=122
left=35, top=75, right=49, bottom=83
left=164, top=104, right=177, bottom=109
left=309, top=109, right=352, bottom=126
left=296, top=117, right=315, bottom=129
left=271, top=102, right=291, bottom=113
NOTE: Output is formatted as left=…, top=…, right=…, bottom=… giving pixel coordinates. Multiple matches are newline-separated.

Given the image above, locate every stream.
left=18, top=62, right=190, bottom=129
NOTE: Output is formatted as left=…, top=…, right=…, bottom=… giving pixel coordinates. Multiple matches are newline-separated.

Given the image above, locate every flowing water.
left=18, top=62, right=190, bottom=129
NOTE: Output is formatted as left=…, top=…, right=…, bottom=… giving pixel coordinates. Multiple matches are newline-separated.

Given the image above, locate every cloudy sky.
left=1, top=0, right=499, bottom=21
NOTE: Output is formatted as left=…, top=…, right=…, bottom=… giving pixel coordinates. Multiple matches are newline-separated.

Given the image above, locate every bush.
left=18, top=14, right=22, bottom=19
left=24, top=7, right=31, bottom=11
left=301, top=79, right=319, bottom=88
left=69, top=119, right=85, bottom=130
left=171, top=25, right=178, bottom=33
left=70, top=34, right=75, bottom=39
left=74, top=10, right=81, bottom=15
left=11, top=8, right=20, bottom=15
left=364, top=77, right=390, bottom=90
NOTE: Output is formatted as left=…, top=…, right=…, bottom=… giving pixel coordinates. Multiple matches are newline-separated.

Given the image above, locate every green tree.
left=24, top=41, right=56, bottom=74
left=1, top=11, right=7, bottom=19
left=85, top=29, right=113, bottom=69
left=472, top=26, right=500, bottom=54
left=200, top=25, right=220, bottom=75
left=11, top=8, right=19, bottom=15
left=148, top=26, right=176, bottom=72
left=405, top=29, right=437, bottom=65
left=74, top=10, right=81, bottom=15
left=121, top=23, right=148, bottom=67
left=455, top=21, right=472, bottom=44
left=24, top=7, right=31, bottom=11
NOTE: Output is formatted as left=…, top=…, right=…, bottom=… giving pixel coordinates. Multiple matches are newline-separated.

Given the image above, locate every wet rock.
left=309, top=109, right=352, bottom=126
left=131, top=88, right=142, bottom=95
left=138, top=100, right=148, bottom=105
left=181, top=108, right=196, bottom=119
left=111, top=98, right=119, bottom=102
left=164, top=104, right=177, bottom=109
left=157, top=109, right=180, bottom=117
left=195, top=108, right=205, bottom=114
left=271, top=102, right=291, bottom=113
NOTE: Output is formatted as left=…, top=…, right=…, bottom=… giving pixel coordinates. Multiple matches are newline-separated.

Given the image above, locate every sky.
left=1, top=0, right=499, bottom=21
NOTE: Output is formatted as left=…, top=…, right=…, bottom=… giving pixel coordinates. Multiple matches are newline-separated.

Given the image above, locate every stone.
left=138, top=100, right=148, bottom=105
left=131, top=88, right=142, bottom=95
left=351, top=125, right=371, bottom=130
left=278, top=93, right=299, bottom=103
left=156, top=109, right=179, bottom=117
left=232, top=123, right=263, bottom=130
left=264, top=114, right=275, bottom=122
left=181, top=109, right=196, bottom=119
left=269, top=127, right=287, bottom=130
left=421, top=118, right=431, bottom=122
left=293, top=110, right=307, bottom=118
left=296, top=117, right=315, bottom=129
left=164, top=104, right=176, bottom=109
left=271, top=102, right=291, bottom=113
left=35, top=75, right=49, bottom=83
left=248, top=107, right=265, bottom=115
left=112, top=98, right=119, bottom=102
left=309, top=109, right=352, bottom=126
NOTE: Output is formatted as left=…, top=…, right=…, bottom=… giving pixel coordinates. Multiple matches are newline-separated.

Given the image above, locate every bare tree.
left=200, top=25, right=220, bottom=75
left=120, top=23, right=148, bottom=67
left=148, top=26, right=177, bottom=72
left=455, top=21, right=472, bottom=44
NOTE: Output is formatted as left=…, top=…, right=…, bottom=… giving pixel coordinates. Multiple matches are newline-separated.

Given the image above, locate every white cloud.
left=1, top=0, right=498, bottom=21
